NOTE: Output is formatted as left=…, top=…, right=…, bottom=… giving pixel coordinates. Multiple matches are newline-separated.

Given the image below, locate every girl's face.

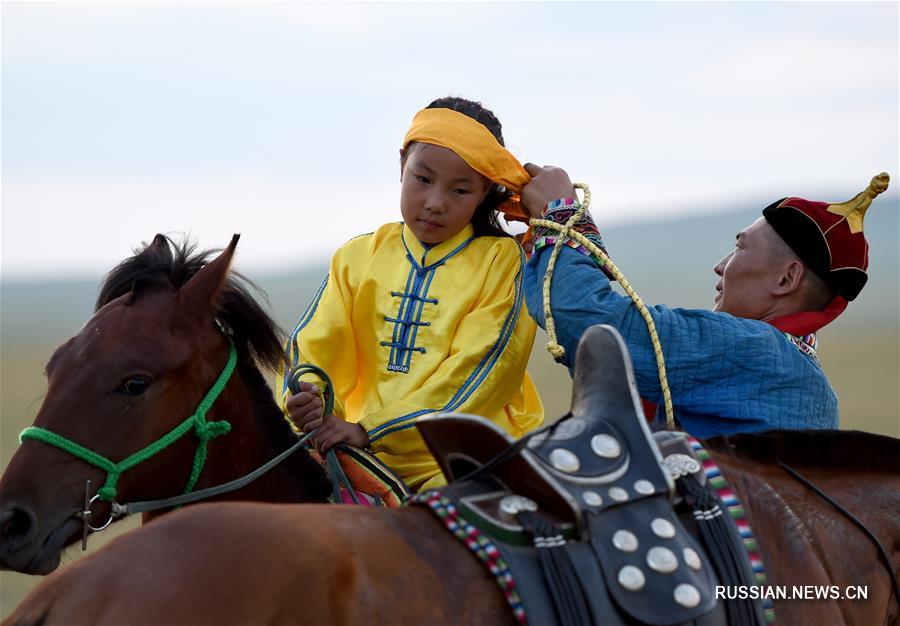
left=400, top=143, right=491, bottom=244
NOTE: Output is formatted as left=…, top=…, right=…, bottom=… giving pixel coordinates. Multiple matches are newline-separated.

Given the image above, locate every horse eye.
left=118, top=376, right=152, bottom=396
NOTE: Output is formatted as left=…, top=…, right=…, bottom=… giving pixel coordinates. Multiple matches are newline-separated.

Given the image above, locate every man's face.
left=712, top=217, right=785, bottom=319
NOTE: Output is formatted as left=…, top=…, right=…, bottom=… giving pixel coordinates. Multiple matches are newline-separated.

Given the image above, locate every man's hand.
left=313, top=416, right=370, bottom=452
left=521, top=163, right=577, bottom=218
left=285, top=381, right=324, bottom=433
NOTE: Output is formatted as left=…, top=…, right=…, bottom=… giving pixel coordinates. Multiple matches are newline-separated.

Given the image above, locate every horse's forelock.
left=95, top=235, right=201, bottom=309
left=95, top=235, right=286, bottom=373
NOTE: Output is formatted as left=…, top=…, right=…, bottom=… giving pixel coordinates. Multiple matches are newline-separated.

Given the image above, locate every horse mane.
left=703, top=429, right=900, bottom=474
left=96, top=234, right=331, bottom=500
left=95, top=234, right=285, bottom=373
left=238, top=360, right=333, bottom=503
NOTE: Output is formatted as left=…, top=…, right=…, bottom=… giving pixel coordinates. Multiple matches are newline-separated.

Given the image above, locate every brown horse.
left=2, top=236, right=899, bottom=625
left=4, top=430, right=900, bottom=626
left=0, top=234, right=331, bottom=575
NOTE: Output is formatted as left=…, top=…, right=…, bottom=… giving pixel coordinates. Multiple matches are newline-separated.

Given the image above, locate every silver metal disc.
left=499, top=495, right=537, bottom=517
left=617, top=565, right=646, bottom=591
left=646, top=546, right=678, bottom=573
left=591, top=434, right=622, bottom=459
left=549, top=448, right=580, bottom=473
left=612, top=529, right=639, bottom=552
left=683, top=547, right=702, bottom=571
left=674, top=583, right=701, bottom=607
left=650, top=517, right=676, bottom=539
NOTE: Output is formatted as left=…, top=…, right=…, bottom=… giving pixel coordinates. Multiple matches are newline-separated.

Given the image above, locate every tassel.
left=679, top=474, right=759, bottom=626
left=518, top=511, right=593, bottom=626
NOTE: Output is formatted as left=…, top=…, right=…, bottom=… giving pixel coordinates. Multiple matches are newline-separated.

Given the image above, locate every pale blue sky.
left=2, top=1, right=898, bottom=277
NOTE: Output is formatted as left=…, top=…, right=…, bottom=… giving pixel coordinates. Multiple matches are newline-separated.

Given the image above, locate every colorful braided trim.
left=413, top=490, right=527, bottom=625
left=532, top=198, right=614, bottom=279
left=689, top=437, right=776, bottom=625
left=782, top=332, right=819, bottom=362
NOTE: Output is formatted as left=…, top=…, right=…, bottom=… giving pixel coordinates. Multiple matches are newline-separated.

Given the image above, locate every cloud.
left=690, top=38, right=898, bottom=97
left=2, top=2, right=896, bottom=277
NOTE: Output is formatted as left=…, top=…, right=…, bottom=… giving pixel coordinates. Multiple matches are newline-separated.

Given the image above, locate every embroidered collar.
left=782, top=332, right=819, bottom=362
left=401, top=222, right=475, bottom=269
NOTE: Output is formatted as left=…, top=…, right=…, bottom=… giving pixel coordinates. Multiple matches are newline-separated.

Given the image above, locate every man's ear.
left=399, top=148, right=407, bottom=182
left=774, top=259, right=805, bottom=296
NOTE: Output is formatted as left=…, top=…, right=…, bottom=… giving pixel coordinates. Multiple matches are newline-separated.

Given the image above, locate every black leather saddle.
left=416, top=325, right=765, bottom=626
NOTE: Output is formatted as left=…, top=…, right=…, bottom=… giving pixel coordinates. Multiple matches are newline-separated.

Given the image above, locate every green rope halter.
left=19, top=339, right=238, bottom=502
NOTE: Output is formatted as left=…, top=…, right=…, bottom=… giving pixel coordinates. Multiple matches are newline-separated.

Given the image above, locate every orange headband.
left=402, top=108, right=531, bottom=223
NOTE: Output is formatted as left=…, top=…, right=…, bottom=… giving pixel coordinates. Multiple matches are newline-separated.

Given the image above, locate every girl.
left=278, top=97, right=544, bottom=492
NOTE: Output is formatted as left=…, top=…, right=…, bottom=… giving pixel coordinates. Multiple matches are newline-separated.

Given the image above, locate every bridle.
left=20, top=335, right=240, bottom=547
left=18, top=329, right=339, bottom=550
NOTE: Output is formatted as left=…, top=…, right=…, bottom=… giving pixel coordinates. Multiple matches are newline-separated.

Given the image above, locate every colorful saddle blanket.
left=309, top=444, right=410, bottom=507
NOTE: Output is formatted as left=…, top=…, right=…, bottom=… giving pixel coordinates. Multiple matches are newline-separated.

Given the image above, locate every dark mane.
left=703, top=429, right=900, bottom=474
left=96, top=234, right=285, bottom=373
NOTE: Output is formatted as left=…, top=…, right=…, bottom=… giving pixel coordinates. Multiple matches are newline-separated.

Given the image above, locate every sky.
left=2, top=1, right=898, bottom=279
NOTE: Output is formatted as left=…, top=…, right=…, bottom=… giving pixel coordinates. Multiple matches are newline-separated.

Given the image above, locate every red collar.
left=767, top=296, right=848, bottom=335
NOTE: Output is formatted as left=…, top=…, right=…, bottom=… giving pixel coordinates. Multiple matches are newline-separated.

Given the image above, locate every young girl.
left=278, top=97, right=544, bottom=492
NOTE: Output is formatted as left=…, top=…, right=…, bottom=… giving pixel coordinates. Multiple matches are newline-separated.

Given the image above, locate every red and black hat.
left=762, top=173, right=890, bottom=301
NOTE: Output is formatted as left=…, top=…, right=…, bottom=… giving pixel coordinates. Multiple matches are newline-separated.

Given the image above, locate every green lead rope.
left=20, top=339, right=238, bottom=501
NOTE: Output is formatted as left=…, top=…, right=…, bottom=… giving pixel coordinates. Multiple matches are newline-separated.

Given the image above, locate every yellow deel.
left=277, top=222, right=544, bottom=492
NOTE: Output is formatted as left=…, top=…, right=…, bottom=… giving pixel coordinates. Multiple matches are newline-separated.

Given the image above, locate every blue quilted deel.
left=524, top=247, right=838, bottom=437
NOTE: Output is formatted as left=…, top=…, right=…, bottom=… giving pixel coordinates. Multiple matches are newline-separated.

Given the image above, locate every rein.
left=529, top=183, right=676, bottom=429
left=779, top=462, right=900, bottom=607
left=286, top=364, right=360, bottom=505
left=114, top=362, right=342, bottom=514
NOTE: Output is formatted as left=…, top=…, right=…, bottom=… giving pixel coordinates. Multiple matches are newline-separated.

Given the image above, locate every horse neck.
left=147, top=359, right=330, bottom=521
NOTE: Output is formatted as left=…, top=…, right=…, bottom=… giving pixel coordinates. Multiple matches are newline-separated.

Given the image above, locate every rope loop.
left=529, top=184, right=676, bottom=429
left=194, top=419, right=231, bottom=441
left=546, top=341, right=566, bottom=361
left=97, top=481, right=119, bottom=502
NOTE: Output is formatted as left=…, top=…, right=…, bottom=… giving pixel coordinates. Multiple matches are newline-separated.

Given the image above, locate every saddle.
left=415, top=325, right=767, bottom=626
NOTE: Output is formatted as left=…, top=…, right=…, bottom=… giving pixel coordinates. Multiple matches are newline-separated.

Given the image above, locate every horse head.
left=0, top=234, right=328, bottom=575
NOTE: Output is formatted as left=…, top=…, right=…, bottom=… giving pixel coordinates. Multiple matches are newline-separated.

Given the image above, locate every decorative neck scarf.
left=767, top=295, right=848, bottom=336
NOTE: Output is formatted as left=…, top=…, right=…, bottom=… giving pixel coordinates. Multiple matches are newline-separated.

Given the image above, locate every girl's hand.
left=285, top=381, right=324, bottom=433
left=521, top=163, right=577, bottom=218
left=313, top=416, right=370, bottom=453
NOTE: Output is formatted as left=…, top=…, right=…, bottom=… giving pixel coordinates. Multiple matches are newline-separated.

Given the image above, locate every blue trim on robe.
left=368, top=247, right=526, bottom=442
left=283, top=274, right=329, bottom=395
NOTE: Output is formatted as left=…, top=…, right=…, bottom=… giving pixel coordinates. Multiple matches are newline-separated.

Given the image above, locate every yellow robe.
left=277, top=221, right=544, bottom=491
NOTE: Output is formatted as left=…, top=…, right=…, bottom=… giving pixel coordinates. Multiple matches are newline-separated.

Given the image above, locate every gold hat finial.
left=827, top=172, right=890, bottom=234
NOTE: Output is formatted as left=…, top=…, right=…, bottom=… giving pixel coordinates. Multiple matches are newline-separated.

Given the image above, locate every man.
left=519, top=165, right=889, bottom=436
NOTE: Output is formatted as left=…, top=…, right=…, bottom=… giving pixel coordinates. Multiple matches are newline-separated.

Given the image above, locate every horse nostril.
left=0, top=506, right=36, bottom=546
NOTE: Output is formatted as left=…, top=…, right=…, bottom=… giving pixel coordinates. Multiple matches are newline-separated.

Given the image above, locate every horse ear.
left=149, top=233, right=171, bottom=251
left=176, top=234, right=240, bottom=322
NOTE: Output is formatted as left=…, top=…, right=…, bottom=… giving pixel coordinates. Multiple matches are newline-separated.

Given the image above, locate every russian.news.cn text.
left=716, top=586, right=868, bottom=601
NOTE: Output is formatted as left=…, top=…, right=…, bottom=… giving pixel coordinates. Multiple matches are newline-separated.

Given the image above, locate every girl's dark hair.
left=420, top=96, right=512, bottom=238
